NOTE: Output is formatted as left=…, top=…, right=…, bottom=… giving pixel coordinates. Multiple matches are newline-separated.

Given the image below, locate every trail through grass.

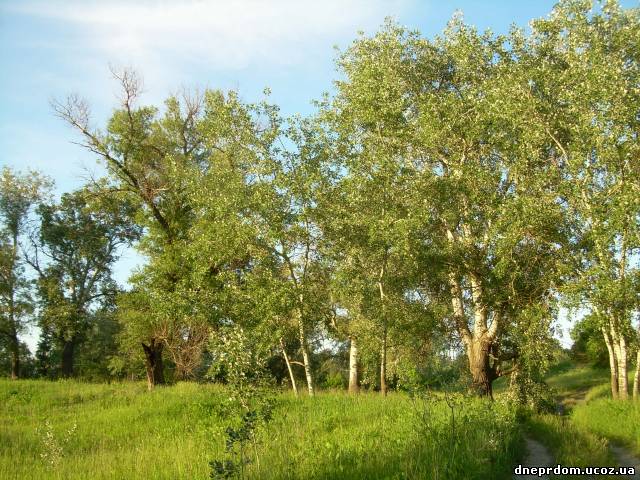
left=523, top=361, right=640, bottom=478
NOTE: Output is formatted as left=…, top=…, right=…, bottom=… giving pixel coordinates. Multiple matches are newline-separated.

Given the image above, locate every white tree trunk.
left=280, top=338, right=298, bottom=397
left=349, top=336, right=359, bottom=394
left=602, top=325, right=619, bottom=400
left=632, top=348, right=639, bottom=401
left=610, top=320, right=628, bottom=400
left=617, top=334, right=629, bottom=400
left=380, top=330, right=387, bottom=396
left=297, top=314, right=315, bottom=397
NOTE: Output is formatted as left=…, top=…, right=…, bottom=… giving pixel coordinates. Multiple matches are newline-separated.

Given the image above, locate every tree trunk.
left=467, top=336, right=494, bottom=398
left=378, top=264, right=388, bottom=397
left=380, top=329, right=387, bottom=396
left=616, top=333, right=629, bottom=400
left=349, top=336, right=359, bottom=395
left=610, top=319, right=628, bottom=400
left=447, top=268, right=493, bottom=397
left=602, top=326, right=619, bottom=399
left=61, top=339, right=76, bottom=378
left=8, top=232, right=19, bottom=380
left=142, top=339, right=165, bottom=390
left=297, top=315, right=314, bottom=397
left=632, top=347, right=639, bottom=401
left=9, top=330, right=19, bottom=380
left=280, top=338, right=298, bottom=397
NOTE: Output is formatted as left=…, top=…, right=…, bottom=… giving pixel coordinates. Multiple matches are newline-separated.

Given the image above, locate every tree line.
left=1, top=0, right=639, bottom=402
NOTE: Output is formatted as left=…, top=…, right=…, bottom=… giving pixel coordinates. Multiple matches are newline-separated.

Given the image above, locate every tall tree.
left=329, top=17, right=570, bottom=397
left=247, top=117, right=335, bottom=396
left=54, top=70, right=205, bottom=386
left=56, top=72, right=278, bottom=388
left=0, top=167, right=50, bottom=379
left=320, top=24, right=429, bottom=395
left=532, top=0, right=640, bottom=400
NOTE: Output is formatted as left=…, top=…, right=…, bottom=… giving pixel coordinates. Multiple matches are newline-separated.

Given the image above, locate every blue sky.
left=1, top=0, right=636, bottom=350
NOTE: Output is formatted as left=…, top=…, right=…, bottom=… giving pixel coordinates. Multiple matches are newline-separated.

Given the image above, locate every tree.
left=320, top=24, right=440, bottom=395
left=532, top=0, right=640, bottom=400
left=0, top=167, right=50, bottom=378
left=245, top=117, right=335, bottom=397
left=325, top=19, right=570, bottom=397
left=56, top=72, right=280, bottom=389
left=30, top=188, right=139, bottom=377
left=570, top=314, right=609, bottom=367
left=55, top=70, right=207, bottom=386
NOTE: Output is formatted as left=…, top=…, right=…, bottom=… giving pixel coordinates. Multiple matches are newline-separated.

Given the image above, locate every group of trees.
left=0, top=169, right=138, bottom=380
left=1, top=1, right=639, bottom=401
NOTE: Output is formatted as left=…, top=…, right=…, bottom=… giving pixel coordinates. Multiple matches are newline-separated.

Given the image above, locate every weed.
left=37, top=420, right=77, bottom=468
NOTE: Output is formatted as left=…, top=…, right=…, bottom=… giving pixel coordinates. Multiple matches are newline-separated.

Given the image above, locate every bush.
left=323, top=372, right=346, bottom=389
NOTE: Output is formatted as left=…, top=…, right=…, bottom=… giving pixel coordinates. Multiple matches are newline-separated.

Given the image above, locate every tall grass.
left=544, top=363, right=610, bottom=398
left=526, top=414, right=615, bottom=471
left=571, top=399, right=640, bottom=456
left=534, top=361, right=640, bottom=467
left=0, top=380, right=523, bottom=479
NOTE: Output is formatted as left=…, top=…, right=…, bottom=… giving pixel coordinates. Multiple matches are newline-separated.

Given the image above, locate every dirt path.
left=515, top=434, right=639, bottom=479
left=557, top=390, right=640, bottom=478
left=514, top=435, right=554, bottom=480
left=610, top=444, right=640, bottom=478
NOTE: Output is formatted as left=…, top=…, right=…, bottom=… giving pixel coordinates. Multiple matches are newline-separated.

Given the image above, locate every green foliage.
left=208, top=326, right=275, bottom=479
left=0, top=167, right=51, bottom=378
left=42, top=0, right=640, bottom=399
left=322, top=371, right=346, bottom=390
left=570, top=315, right=610, bottom=367
left=0, top=340, right=35, bottom=377
left=33, top=188, right=139, bottom=377
left=0, top=167, right=52, bottom=236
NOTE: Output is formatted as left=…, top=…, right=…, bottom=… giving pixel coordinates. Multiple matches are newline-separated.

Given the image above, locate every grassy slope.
left=525, top=360, right=639, bottom=475
left=543, top=361, right=639, bottom=455
left=0, top=380, right=522, bottom=480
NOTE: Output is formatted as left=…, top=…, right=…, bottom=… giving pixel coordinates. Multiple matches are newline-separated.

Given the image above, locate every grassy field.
left=571, top=398, right=640, bottom=456
left=525, top=414, right=616, bottom=469
left=529, top=360, right=640, bottom=471
left=0, top=380, right=523, bottom=480
left=544, top=361, right=610, bottom=408
left=542, top=361, right=639, bottom=455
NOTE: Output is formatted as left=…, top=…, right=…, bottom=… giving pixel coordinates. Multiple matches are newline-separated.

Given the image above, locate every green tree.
left=531, top=0, right=640, bottom=400
left=56, top=72, right=278, bottom=388
left=55, top=71, right=207, bottom=387
left=31, top=188, right=139, bottom=377
left=244, top=117, right=335, bottom=396
left=328, top=17, right=571, bottom=397
left=0, top=167, right=50, bottom=378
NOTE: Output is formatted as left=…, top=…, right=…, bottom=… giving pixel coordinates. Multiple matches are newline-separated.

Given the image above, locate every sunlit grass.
left=572, top=399, right=640, bottom=456
left=0, top=379, right=523, bottom=479
left=536, top=360, right=640, bottom=464
left=526, top=413, right=616, bottom=474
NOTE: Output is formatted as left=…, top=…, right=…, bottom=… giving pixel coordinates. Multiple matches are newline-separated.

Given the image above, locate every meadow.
left=0, top=380, right=522, bottom=480
left=542, top=361, right=639, bottom=456
left=524, top=362, right=640, bottom=475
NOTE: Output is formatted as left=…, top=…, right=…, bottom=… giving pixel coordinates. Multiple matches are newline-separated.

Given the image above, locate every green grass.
left=541, top=360, right=639, bottom=454
left=526, top=413, right=616, bottom=473
left=571, top=399, right=640, bottom=456
left=535, top=360, right=640, bottom=464
left=0, top=380, right=523, bottom=479
left=545, top=362, right=610, bottom=403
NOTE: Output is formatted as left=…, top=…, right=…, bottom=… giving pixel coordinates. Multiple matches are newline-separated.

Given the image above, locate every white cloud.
left=8, top=0, right=411, bottom=70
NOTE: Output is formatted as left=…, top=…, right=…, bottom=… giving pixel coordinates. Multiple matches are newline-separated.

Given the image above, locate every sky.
left=1, top=0, right=637, bottom=351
